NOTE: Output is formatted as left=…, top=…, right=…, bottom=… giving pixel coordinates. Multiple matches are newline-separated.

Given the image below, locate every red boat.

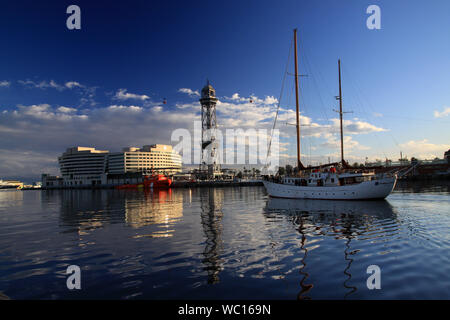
left=115, top=174, right=172, bottom=190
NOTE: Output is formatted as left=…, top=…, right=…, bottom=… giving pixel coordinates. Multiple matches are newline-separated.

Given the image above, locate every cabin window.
left=331, top=178, right=335, bottom=183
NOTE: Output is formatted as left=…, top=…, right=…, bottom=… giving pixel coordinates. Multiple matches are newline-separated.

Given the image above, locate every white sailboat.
left=263, top=29, right=397, bottom=200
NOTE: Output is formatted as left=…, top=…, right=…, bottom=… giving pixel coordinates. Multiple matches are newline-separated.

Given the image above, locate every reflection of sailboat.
left=343, top=237, right=357, bottom=298
left=265, top=197, right=396, bottom=299
left=199, top=188, right=224, bottom=284
left=267, top=197, right=395, bottom=218
left=295, top=215, right=313, bottom=300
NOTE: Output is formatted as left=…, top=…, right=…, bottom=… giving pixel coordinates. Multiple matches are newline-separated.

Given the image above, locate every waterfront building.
left=41, top=174, right=63, bottom=188
left=58, top=147, right=109, bottom=186
left=107, top=144, right=182, bottom=175
left=45, top=144, right=182, bottom=189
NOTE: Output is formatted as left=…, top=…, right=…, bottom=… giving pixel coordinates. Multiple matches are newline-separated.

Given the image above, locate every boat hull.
left=263, top=176, right=397, bottom=200
left=115, top=175, right=172, bottom=190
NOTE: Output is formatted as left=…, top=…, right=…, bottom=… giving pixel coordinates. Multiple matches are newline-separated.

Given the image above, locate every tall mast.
left=338, top=59, right=344, bottom=164
left=293, top=29, right=303, bottom=170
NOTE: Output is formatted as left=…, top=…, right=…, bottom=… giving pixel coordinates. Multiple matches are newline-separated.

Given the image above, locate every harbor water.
left=0, top=181, right=449, bottom=299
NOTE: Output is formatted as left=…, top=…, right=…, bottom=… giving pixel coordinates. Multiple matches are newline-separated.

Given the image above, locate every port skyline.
left=0, top=0, right=449, bottom=181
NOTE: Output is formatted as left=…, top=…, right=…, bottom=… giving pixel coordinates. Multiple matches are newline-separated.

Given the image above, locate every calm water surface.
left=0, top=181, right=449, bottom=299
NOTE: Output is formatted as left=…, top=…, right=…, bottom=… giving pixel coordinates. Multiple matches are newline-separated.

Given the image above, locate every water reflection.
left=0, top=189, right=23, bottom=202
left=1, top=184, right=449, bottom=299
left=44, top=189, right=183, bottom=238
left=123, top=189, right=183, bottom=231
left=395, top=180, right=450, bottom=194
left=265, top=198, right=397, bottom=299
left=199, top=188, right=224, bottom=284
left=295, top=215, right=313, bottom=300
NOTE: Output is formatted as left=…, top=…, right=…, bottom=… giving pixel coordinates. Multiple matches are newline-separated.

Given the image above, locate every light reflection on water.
left=0, top=181, right=449, bottom=299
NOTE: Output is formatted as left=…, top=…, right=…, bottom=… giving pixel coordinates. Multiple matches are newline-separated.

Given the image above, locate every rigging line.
left=300, top=47, right=341, bottom=162
left=300, top=39, right=343, bottom=163
left=286, top=81, right=296, bottom=163
left=341, top=66, right=389, bottom=160
left=344, top=68, right=405, bottom=151
left=302, top=45, right=332, bottom=127
left=266, top=38, right=293, bottom=167
left=301, top=48, right=338, bottom=162
left=301, top=38, right=335, bottom=118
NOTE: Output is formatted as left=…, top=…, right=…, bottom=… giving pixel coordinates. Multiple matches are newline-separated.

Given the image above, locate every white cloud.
left=0, top=80, right=10, bottom=87
left=15, top=104, right=88, bottom=121
left=223, top=94, right=278, bottom=105
left=18, top=79, right=86, bottom=92
left=434, top=106, right=450, bottom=118
left=399, top=139, right=450, bottom=159
left=57, top=106, right=77, bottom=113
left=225, top=93, right=247, bottom=102
left=114, top=88, right=149, bottom=101
left=178, top=88, right=200, bottom=97
left=331, top=118, right=387, bottom=135
left=18, top=79, right=65, bottom=91
left=0, top=87, right=394, bottom=177
left=107, top=105, right=143, bottom=112
left=65, top=81, right=83, bottom=89
left=320, top=133, right=370, bottom=151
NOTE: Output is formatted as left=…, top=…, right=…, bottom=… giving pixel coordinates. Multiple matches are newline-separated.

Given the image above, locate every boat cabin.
left=282, top=170, right=377, bottom=187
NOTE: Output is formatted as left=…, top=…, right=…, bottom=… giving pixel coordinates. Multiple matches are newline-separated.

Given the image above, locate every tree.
left=278, top=167, right=286, bottom=176
left=236, top=171, right=243, bottom=179
left=285, top=164, right=293, bottom=175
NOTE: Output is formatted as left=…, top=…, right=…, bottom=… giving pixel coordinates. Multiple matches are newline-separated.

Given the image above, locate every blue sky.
left=0, top=0, right=449, bottom=180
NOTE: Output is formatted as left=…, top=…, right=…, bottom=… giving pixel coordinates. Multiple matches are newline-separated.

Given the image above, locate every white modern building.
left=107, top=144, right=182, bottom=175
left=51, top=144, right=182, bottom=188
left=58, top=147, right=109, bottom=187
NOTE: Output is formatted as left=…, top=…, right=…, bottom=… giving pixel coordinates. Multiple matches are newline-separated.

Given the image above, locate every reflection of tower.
left=200, top=80, right=221, bottom=179
left=200, top=188, right=224, bottom=284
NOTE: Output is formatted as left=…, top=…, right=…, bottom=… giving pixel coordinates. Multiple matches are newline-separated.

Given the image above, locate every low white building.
left=107, top=144, right=182, bottom=175
left=51, top=144, right=182, bottom=188
left=58, top=146, right=109, bottom=187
